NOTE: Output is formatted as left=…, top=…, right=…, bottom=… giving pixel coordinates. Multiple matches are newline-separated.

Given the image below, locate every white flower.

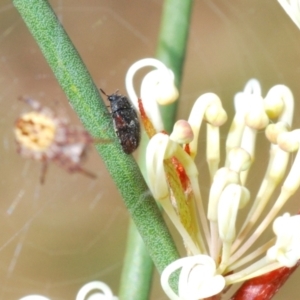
left=267, top=213, right=300, bottom=267
left=76, top=281, right=118, bottom=300
left=19, top=281, right=118, bottom=300
left=127, top=61, right=300, bottom=299
left=277, top=0, right=300, bottom=29
left=161, top=255, right=225, bottom=300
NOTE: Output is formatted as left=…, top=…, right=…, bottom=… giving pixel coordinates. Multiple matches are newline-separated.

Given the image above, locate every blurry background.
left=1, top=0, right=300, bottom=299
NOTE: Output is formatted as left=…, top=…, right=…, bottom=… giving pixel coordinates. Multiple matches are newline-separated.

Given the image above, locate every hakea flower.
left=19, top=281, right=118, bottom=300
left=277, top=0, right=300, bottom=29
left=125, top=59, right=300, bottom=300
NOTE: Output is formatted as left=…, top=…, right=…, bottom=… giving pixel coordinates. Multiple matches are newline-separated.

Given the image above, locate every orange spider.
left=14, top=97, right=95, bottom=183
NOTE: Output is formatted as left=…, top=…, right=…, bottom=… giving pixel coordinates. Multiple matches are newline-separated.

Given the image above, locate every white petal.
left=161, top=255, right=225, bottom=300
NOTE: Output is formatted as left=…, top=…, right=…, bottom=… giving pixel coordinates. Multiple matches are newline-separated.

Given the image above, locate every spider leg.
left=77, top=167, right=96, bottom=179
left=18, top=96, right=42, bottom=111
left=40, top=162, right=48, bottom=184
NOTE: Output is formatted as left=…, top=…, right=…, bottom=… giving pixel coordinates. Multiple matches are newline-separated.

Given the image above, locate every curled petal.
left=125, top=58, right=178, bottom=131
left=205, top=103, right=228, bottom=126
left=243, top=78, right=262, bottom=96
left=188, top=93, right=227, bottom=159
left=141, top=69, right=178, bottom=105
left=76, top=281, right=118, bottom=300
left=267, top=213, right=300, bottom=267
left=161, top=255, right=225, bottom=300
left=18, top=282, right=118, bottom=300
left=264, top=84, right=294, bottom=126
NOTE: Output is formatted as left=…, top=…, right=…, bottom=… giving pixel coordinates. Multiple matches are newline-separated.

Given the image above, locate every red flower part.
left=138, top=98, right=157, bottom=138
left=171, top=156, right=190, bottom=191
left=230, top=260, right=300, bottom=300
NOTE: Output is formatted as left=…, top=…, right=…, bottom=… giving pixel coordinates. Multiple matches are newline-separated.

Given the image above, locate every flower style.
left=125, top=59, right=300, bottom=299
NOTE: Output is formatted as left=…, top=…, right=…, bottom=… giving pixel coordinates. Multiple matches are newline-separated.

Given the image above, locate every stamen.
left=230, top=129, right=300, bottom=264
left=188, top=93, right=227, bottom=178
left=230, top=84, right=294, bottom=254
left=217, top=184, right=250, bottom=273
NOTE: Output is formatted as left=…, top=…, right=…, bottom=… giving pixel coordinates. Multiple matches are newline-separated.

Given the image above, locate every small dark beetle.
left=100, top=89, right=140, bottom=154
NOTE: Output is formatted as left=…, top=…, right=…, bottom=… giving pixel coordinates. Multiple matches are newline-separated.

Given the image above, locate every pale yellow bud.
left=170, top=120, right=194, bottom=144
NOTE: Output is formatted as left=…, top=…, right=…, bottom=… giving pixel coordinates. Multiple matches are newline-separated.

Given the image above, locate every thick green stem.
left=13, top=0, right=179, bottom=283
left=156, top=0, right=194, bottom=132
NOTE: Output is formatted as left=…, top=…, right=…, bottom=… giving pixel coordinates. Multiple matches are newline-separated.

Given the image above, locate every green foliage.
left=13, top=0, right=179, bottom=278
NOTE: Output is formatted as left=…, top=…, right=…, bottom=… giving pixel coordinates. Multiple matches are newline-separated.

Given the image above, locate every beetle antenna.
left=100, top=88, right=108, bottom=96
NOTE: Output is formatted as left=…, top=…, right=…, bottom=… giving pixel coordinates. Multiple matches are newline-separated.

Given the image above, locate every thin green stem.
left=119, top=1, right=194, bottom=297
left=119, top=132, right=153, bottom=300
left=119, top=220, right=153, bottom=300
left=156, top=0, right=194, bottom=132
left=13, top=0, right=179, bottom=281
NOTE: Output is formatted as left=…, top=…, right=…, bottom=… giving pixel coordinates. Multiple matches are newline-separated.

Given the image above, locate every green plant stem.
left=156, top=0, right=193, bottom=132
left=119, top=134, right=153, bottom=300
left=13, top=0, right=179, bottom=286
left=119, top=220, right=153, bottom=300
left=120, top=1, right=193, bottom=298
